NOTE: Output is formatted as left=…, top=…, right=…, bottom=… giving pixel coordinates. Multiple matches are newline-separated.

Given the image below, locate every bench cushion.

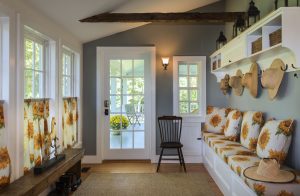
left=215, top=143, right=255, bottom=163
left=224, top=110, right=243, bottom=141
left=228, top=155, right=261, bottom=179
left=257, top=119, right=294, bottom=163
left=202, top=132, right=227, bottom=147
left=240, top=111, right=264, bottom=151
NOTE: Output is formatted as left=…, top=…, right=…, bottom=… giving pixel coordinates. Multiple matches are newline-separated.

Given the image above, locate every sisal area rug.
left=74, top=173, right=217, bottom=196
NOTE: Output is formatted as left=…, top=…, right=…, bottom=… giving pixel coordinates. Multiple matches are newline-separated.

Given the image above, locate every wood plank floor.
left=82, top=162, right=223, bottom=196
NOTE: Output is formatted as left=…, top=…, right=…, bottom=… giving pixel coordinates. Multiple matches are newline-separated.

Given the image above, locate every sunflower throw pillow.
left=204, top=106, right=231, bottom=134
left=224, top=110, right=243, bottom=141
left=240, top=111, right=264, bottom=151
left=256, top=119, right=294, bottom=163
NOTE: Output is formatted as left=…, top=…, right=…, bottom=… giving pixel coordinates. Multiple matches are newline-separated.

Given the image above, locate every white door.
left=98, top=47, right=155, bottom=160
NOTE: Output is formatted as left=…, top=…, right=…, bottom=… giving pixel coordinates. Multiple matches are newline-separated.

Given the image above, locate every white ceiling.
left=25, top=0, right=219, bottom=43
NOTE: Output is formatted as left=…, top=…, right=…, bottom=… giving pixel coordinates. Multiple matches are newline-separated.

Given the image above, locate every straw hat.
left=220, top=74, right=230, bottom=95
left=244, top=159, right=296, bottom=183
left=229, top=69, right=244, bottom=96
left=242, top=63, right=258, bottom=98
left=261, top=59, right=285, bottom=100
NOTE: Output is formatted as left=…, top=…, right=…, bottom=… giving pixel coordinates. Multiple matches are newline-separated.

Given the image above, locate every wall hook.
left=294, top=73, right=298, bottom=78
left=281, top=64, right=288, bottom=71
left=291, top=64, right=297, bottom=69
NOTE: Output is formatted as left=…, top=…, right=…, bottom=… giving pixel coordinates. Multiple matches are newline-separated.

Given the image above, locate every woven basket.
left=252, top=37, right=262, bottom=54
left=269, top=28, right=282, bottom=47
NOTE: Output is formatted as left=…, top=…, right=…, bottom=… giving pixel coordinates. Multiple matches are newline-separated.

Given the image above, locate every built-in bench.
left=0, top=148, right=84, bottom=196
left=202, top=107, right=300, bottom=196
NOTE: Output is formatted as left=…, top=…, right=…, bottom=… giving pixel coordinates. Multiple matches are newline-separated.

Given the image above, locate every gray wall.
left=224, top=0, right=300, bottom=169
left=82, top=2, right=226, bottom=155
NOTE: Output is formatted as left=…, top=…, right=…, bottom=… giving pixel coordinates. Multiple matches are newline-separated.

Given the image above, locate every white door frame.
left=95, top=47, right=156, bottom=163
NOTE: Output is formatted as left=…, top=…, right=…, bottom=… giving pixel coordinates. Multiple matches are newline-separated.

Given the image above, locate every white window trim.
left=173, top=56, right=206, bottom=122
left=61, top=47, right=75, bottom=97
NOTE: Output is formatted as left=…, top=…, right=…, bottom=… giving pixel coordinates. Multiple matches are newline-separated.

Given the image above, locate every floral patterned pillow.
left=204, top=106, right=231, bottom=134
left=256, top=119, right=294, bottom=163
left=240, top=111, right=264, bottom=151
left=224, top=110, right=243, bottom=141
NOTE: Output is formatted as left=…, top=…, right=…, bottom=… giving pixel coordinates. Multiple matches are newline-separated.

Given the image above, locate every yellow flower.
left=248, top=138, right=258, bottom=151
left=0, top=147, right=10, bottom=170
left=226, top=135, right=238, bottom=142
left=66, top=112, right=73, bottom=125
left=253, top=112, right=263, bottom=126
left=207, top=106, right=214, bottom=114
left=64, top=100, right=68, bottom=112
left=34, top=133, right=43, bottom=150
left=0, top=104, right=4, bottom=128
left=277, top=190, right=294, bottom=196
left=209, top=114, right=221, bottom=128
left=226, top=144, right=241, bottom=147
left=269, top=149, right=287, bottom=163
left=224, top=119, right=230, bottom=132
left=277, top=120, right=293, bottom=136
left=32, top=102, right=39, bottom=116
left=258, top=129, right=270, bottom=150
left=30, top=154, right=34, bottom=163
left=211, top=141, right=224, bottom=146
left=232, top=111, right=242, bottom=120
left=0, top=176, right=10, bottom=187
left=241, top=123, right=249, bottom=141
left=35, top=155, right=41, bottom=166
left=27, top=121, right=34, bottom=139
left=71, top=99, right=77, bottom=110
left=237, top=151, right=255, bottom=156
left=232, top=156, right=250, bottom=162
left=253, top=183, right=265, bottom=196
left=219, top=147, right=234, bottom=154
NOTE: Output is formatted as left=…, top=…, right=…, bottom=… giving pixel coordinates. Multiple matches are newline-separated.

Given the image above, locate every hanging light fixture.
left=247, top=0, right=260, bottom=27
left=233, top=15, right=246, bottom=38
left=216, top=31, right=227, bottom=50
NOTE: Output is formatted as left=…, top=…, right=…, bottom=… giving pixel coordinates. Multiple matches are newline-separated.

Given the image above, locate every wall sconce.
left=247, top=0, right=260, bottom=27
left=162, top=57, right=169, bottom=70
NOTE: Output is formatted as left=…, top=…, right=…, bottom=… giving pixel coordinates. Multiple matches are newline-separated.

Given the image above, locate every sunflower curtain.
left=24, top=99, right=51, bottom=173
left=62, top=97, right=78, bottom=149
left=0, top=102, right=11, bottom=187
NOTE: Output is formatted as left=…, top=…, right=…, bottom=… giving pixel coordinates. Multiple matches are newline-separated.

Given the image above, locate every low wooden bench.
left=0, top=148, right=84, bottom=196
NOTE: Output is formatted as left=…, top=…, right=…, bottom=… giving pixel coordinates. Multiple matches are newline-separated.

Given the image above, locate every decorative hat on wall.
left=242, top=63, right=258, bottom=98
left=229, top=69, right=244, bottom=96
left=261, top=58, right=285, bottom=100
left=220, top=74, right=230, bottom=95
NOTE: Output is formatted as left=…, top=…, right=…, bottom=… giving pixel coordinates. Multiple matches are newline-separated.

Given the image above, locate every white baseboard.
left=82, top=155, right=102, bottom=164
left=152, top=155, right=202, bottom=163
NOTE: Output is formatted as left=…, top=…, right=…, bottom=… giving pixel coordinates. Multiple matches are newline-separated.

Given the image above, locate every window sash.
left=62, top=48, right=75, bottom=97
left=24, top=35, right=47, bottom=99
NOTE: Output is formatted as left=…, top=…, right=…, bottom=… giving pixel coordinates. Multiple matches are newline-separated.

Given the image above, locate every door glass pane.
left=134, top=132, right=144, bottom=149
left=122, top=132, right=133, bottom=149
left=190, top=77, right=198, bottom=88
left=179, top=77, right=188, bottom=87
left=179, top=102, right=189, bottom=114
left=122, top=78, right=134, bottom=95
left=190, top=90, right=198, bottom=101
left=179, top=90, right=188, bottom=101
left=189, top=64, right=198, bottom=75
left=133, top=78, right=144, bottom=94
left=110, top=132, right=121, bottom=149
left=110, top=78, right=121, bottom=95
left=179, top=64, right=187, bottom=75
left=110, top=60, right=121, bottom=76
left=110, top=96, right=121, bottom=113
left=122, top=60, right=133, bottom=76
left=134, top=60, right=144, bottom=76
left=190, top=102, right=199, bottom=114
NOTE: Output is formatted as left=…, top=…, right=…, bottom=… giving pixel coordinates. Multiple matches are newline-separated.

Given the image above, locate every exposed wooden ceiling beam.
left=79, top=12, right=246, bottom=23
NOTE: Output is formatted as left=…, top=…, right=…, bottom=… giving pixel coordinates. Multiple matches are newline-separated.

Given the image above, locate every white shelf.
left=210, top=7, right=300, bottom=81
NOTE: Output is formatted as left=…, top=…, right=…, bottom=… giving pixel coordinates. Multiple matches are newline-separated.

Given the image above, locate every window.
left=62, top=47, right=75, bottom=97
left=173, top=56, right=206, bottom=116
left=24, top=32, right=48, bottom=99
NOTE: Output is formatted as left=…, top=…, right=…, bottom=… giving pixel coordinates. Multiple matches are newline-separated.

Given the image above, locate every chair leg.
left=177, top=148, right=182, bottom=166
left=179, top=148, right=186, bottom=172
left=156, top=148, right=164, bottom=172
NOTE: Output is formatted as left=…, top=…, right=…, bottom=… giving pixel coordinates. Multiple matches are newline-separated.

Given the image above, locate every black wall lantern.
left=216, top=31, right=227, bottom=50
left=247, top=0, right=260, bottom=27
left=233, top=15, right=246, bottom=38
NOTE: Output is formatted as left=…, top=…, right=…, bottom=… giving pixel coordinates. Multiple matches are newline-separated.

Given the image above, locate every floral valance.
left=62, top=97, right=78, bottom=149
left=0, top=102, right=11, bottom=187
left=24, top=99, right=52, bottom=174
